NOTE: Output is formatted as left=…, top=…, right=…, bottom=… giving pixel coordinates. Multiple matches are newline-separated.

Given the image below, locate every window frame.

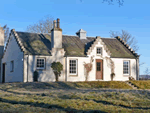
left=10, top=60, right=14, bottom=72
left=36, top=58, right=46, bottom=70
left=69, top=59, right=78, bottom=75
left=123, top=60, right=130, bottom=75
left=97, top=47, right=102, bottom=55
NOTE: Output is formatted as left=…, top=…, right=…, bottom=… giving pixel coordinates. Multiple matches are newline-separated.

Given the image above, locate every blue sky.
left=0, top=0, right=150, bottom=75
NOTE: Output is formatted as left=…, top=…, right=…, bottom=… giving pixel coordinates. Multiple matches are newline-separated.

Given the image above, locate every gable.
left=86, top=36, right=111, bottom=57
left=3, top=31, right=23, bottom=60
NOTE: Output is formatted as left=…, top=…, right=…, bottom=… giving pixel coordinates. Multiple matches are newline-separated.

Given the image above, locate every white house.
left=0, top=18, right=140, bottom=83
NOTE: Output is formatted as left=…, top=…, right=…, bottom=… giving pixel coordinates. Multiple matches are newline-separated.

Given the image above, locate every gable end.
left=86, top=36, right=111, bottom=56
left=3, top=29, right=25, bottom=58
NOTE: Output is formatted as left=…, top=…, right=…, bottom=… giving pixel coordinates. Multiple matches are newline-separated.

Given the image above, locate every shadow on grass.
left=0, top=97, right=106, bottom=113
left=59, top=95, right=150, bottom=110
left=3, top=82, right=77, bottom=90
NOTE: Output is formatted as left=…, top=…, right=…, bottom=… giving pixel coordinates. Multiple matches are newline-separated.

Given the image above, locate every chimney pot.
left=57, top=18, right=60, bottom=28
left=53, top=20, right=56, bottom=28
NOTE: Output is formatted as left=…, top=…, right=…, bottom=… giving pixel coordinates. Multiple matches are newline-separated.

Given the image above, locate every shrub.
left=33, top=70, right=39, bottom=82
left=51, top=62, right=63, bottom=82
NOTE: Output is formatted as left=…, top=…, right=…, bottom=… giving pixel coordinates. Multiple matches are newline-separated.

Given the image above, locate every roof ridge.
left=16, top=31, right=51, bottom=35
left=101, top=38, right=116, bottom=39
left=62, top=34, right=78, bottom=37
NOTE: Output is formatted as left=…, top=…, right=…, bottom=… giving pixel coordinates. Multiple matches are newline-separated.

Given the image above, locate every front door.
left=2, top=63, right=5, bottom=83
left=96, top=59, right=103, bottom=79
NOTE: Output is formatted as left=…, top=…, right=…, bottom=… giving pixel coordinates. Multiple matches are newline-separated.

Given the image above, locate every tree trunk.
left=85, top=73, right=89, bottom=81
left=55, top=74, right=58, bottom=82
left=111, top=75, right=113, bottom=81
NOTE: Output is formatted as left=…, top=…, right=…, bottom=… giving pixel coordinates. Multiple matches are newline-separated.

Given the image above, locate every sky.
left=0, top=0, right=150, bottom=75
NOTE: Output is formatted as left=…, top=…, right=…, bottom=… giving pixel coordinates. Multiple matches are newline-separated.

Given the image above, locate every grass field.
left=129, top=80, right=150, bottom=89
left=0, top=82, right=149, bottom=113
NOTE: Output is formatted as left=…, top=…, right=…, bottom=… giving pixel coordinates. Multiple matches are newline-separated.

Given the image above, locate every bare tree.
left=144, top=68, right=150, bottom=80
left=2, top=25, right=9, bottom=43
left=103, top=0, right=124, bottom=6
left=27, top=16, right=53, bottom=33
left=80, top=0, right=124, bottom=6
left=1, top=25, right=10, bottom=50
left=110, top=30, right=139, bottom=52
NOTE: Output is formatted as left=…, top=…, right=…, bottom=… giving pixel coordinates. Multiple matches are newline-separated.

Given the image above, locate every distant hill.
left=139, top=75, right=150, bottom=80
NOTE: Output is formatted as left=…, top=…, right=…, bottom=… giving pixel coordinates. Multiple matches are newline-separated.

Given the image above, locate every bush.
left=51, top=62, right=63, bottom=82
left=33, top=70, right=39, bottom=82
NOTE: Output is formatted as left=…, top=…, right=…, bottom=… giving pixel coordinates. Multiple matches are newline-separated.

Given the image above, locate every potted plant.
left=111, top=73, right=115, bottom=81
left=33, top=70, right=39, bottom=82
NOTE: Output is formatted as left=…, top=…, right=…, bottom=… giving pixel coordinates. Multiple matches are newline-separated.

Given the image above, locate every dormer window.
left=97, top=47, right=102, bottom=55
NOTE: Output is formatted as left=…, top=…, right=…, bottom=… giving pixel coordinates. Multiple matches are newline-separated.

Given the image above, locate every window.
left=123, top=61, right=130, bottom=75
left=97, top=62, right=101, bottom=71
left=10, top=61, right=14, bottom=72
left=97, top=47, right=102, bottom=55
left=36, top=58, right=45, bottom=69
left=69, top=60, right=77, bottom=75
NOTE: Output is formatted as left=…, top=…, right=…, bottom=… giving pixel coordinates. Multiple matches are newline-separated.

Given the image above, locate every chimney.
left=0, top=27, right=4, bottom=58
left=51, top=18, right=62, bottom=49
left=76, top=29, right=87, bottom=39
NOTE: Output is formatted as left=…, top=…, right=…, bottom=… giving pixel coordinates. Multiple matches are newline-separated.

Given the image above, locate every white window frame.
left=10, top=60, right=14, bottom=72
left=36, top=58, right=46, bottom=70
left=123, top=60, right=130, bottom=75
left=69, top=59, right=78, bottom=75
left=97, top=47, right=102, bottom=55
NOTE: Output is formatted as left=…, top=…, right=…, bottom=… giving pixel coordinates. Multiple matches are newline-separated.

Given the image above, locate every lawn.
left=0, top=82, right=149, bottom=113
left=129, top=80, right=150, bottom=89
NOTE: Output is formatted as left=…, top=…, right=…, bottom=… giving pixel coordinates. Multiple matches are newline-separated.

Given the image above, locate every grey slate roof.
left=15, top=31, right=137, bottom=58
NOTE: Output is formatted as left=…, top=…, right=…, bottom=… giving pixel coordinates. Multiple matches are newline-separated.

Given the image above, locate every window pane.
left=97, top=48, right=102, bottom=54
left=97, top=62, right=101, bottom=71
left=69, top=60, right=77, bottom=74
left=37, top=58, right=45, bottom=69
left=123, top=61, right=129, bottom=74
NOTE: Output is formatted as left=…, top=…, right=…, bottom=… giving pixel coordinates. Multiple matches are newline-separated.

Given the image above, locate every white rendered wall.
left=66, top=41, right=137, bottom=81
left=23, top=52, right=65, bottom=82
left=66, top=41, right=111, bottom=82
left=111, top=58, right=136, bottom=81
left=1, top=33, right=24, bottom=82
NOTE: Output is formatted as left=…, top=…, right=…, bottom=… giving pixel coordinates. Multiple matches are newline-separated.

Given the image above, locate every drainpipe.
left=27, top=54, right=29, bottom=82
left=136, top=56, right=139, bottom=80
left=65, top=57, right=67, bottom=82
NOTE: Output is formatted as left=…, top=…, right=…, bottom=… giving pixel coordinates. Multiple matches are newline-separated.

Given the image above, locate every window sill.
left=97, top=54, right=102, bottom=56
left=69, top=75, right=78, bottom=77
left=36, top=68, right=46, bottom=71
left=123, top=74, right=130, bottom=76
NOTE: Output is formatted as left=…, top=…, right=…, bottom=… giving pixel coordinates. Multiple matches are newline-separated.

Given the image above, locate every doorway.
left=96, top=59, right=103, bottom=80
left=2, top=63, right=5, bottom=83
